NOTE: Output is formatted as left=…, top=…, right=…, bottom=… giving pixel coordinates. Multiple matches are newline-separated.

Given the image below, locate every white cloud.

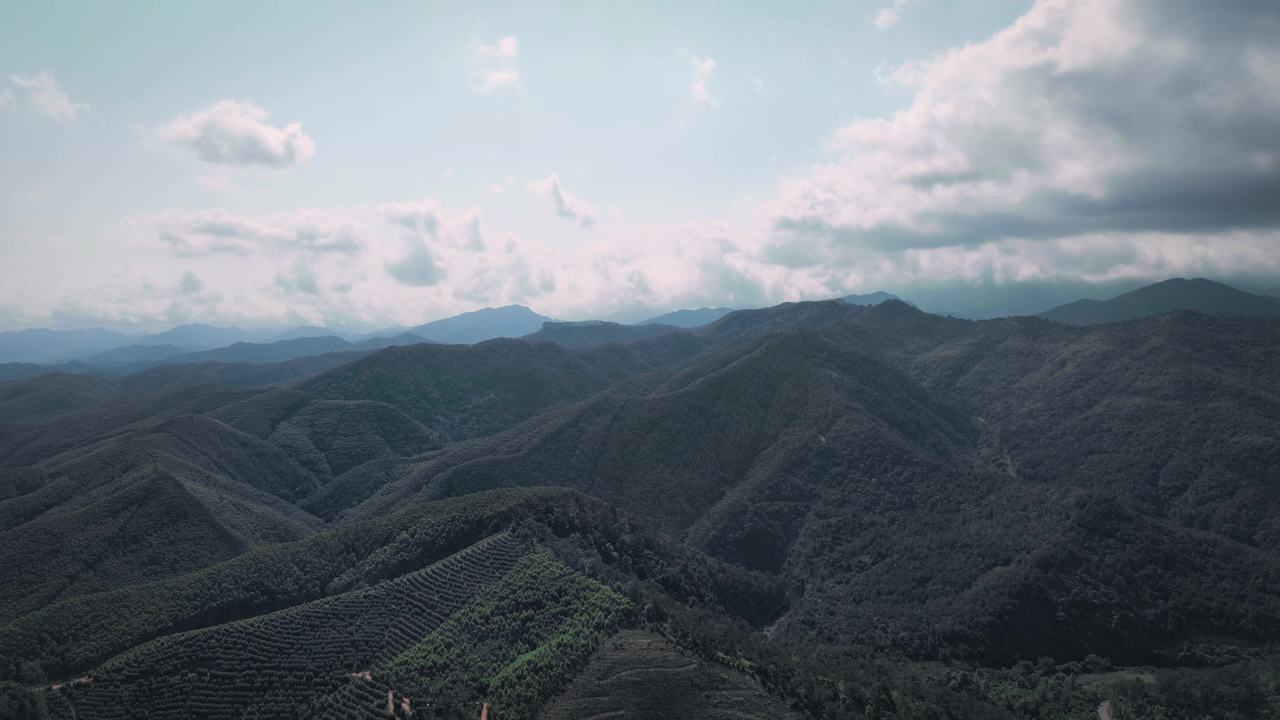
left=6, top=71, right=88, bottom=121
left=473, top=35, right=520, bottom=94
left=531, top=175, right=598, bottom=228
left=380, top=198, right=486, bottom=251
left=386, top=238, right=444, bottom=287
left=476, top=70, right=520, bottom=94
left=158, top=100, right=316, bottom=168
left=478, top=35, right=519, bottom=59
left=197, top=173, right=240, bottom=193
left=178, top=271, right=204, bottom=295
left=150, top=208, right=360, bottom=257
left=872, top=0, right=913, bottom=30
left=690, top=56, right=718, bottom=106
left=275, top=262, right=320, bottom=295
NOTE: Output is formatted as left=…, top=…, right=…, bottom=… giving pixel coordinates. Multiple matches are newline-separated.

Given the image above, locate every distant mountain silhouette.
left=637, top=307, right=734, bottom=328
left=348, top=333, right=429, bottom=352
left=372, top=305, right=554, bottom=344
left=84, top=344, right=190, bottom=365
left=840, top=290, right=912, bottom=306
left=0, top=327, right=131, bottom=363
left=525, top=320, right=683, bottom=347
left=271, top=326, right=340, bottom=341
left=1040, top=277, right=1280, bottom=325
left=138, top=323, right=261, bottom=349
left=164, top=336, right=352, bottom=365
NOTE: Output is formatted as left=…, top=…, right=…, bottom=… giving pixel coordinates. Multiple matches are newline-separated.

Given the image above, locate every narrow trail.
left=600, top=661, right=699, bottom=683
left=45, top=676, right=90, bottom=692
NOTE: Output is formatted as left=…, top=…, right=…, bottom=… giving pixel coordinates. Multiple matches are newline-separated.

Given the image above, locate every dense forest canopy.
left=2, top=297, right=1279, bottom=718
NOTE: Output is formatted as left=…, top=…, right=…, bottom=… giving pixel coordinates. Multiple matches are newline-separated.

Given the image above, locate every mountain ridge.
left=1041, top=277, right=1280, bottom=325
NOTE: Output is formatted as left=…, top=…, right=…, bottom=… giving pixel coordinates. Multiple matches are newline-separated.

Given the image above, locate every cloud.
left=386, top=238, right=444, bottom=287
left=6, top=72, right=88, bottom=121
left=768, top=0, right=1280, bottom=270
left=158, top=100, right=315, bottom=168
left=476, top=70, right=520, bottom=93
left=531, top=175, right=598, bottom=228
left=19, top=0, right=1280, bottom=336
left=151, top=208, right=360, bottom=256
left=872, top=0, right=912, bottom=30
left=478, top=35, right=519, bottom=59
left=382, top=199, right=441, bottom=237
left=197, top=173, right=240, bottom=192
left=690, top=57, right=718, bottom=106
left=275, top=263, right=319, bottom=295
left=473, top=35, right=520, bottom=94
left=178, top=271, right=204, bottom=295
left=380, top=199, right=485, bottom=251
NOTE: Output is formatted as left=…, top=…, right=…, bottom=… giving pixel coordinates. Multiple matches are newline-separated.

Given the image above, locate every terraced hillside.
left=540, top=630, right=800, bottom=720
left=48, top=533, right=532, bottom=719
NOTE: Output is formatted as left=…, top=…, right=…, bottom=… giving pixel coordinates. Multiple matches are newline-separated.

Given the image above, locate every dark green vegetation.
left=2, top=296, right=1280, bottom=718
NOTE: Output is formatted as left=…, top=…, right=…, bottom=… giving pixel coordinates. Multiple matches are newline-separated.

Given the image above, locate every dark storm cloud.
left=769, top=0, right=1280, bottom=259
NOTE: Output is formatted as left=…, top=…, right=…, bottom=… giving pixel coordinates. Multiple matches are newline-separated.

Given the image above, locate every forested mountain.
left=2, top=299, right=1280, bottom=718
left=1040, top=277, right=1280, bottom=325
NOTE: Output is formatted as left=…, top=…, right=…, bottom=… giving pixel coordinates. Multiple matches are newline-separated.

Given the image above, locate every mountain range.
left=1, top=285, right=1279, bottom=718
left=9, top=277, right=1280, bottom=369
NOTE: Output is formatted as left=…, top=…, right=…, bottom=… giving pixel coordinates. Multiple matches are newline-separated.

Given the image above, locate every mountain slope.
left=298, top=340, right=630, bottom=446
left=1041, top=277, right=1280, bottom=325
left=3, top=300, right=1280, bottom=719
left=0, top=468, right=256, bottom=623
left=328, top=302, right=1280, bottom=666
left=0, top=373, right=119, bottom=423
left=0, top=488, right=787, bottom=718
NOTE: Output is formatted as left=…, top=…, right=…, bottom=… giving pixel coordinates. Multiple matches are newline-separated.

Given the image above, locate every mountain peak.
left=1041, top=277, right=1280, bottom=325
left=406, top=305, right=553, bottom=344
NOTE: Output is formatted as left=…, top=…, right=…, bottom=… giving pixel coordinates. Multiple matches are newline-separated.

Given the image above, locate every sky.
left=1, top=0, right=1279, bottom=331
